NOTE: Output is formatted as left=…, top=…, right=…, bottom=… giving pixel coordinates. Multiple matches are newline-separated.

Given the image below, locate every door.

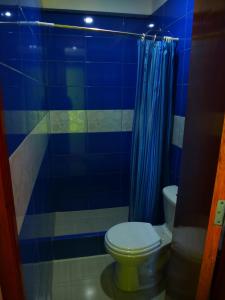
left=0, top=89, right=25, bottom=299
left=166, top=0, right=225, bottom=299
left=196, top=119, right=225, bottom=299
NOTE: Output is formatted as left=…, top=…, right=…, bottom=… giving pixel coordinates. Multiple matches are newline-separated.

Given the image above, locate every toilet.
left=104, top=185, right=178, bottom=292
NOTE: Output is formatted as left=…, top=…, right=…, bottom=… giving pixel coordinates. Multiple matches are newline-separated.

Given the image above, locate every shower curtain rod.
left=0, top=21, right=179, bottom=41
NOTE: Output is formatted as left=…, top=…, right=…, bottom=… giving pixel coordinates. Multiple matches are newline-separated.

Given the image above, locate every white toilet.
left=105, top=185, right=178, bottom=292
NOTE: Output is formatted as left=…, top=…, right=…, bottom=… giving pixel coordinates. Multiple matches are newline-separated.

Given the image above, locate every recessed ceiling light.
left=4, top=11, right=12, bottom=17
left=148, top=23, right=155, bottom=28
left=84, top=16, right=93, bottom=24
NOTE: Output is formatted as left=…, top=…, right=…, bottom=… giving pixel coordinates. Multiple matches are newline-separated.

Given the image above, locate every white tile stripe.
left=4, top=110, right=48, bottom=134
left=4, top=112, right=185, bottom=142
left=49, top=109, right=134, bottom=133
left=4, top=110, right=134, bottom=134
left=172, top=115, right=185, bottom=148
left=9, top=115, right=49, bottom=233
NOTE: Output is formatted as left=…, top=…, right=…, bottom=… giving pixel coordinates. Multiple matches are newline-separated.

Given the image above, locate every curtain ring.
left=141, top=33, right=146, bottom=41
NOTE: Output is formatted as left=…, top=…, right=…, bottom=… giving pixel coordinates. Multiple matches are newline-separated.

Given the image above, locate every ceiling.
left=18, top=0, right=167, bottom=15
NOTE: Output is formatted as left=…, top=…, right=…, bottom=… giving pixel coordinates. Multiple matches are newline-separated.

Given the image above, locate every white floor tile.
left=51, top=255, right=165, bottom=300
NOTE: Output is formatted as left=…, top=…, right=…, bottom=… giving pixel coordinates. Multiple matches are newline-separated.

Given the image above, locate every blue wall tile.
left=20, top=233, right=106, bottom=263
left=86, top=153, right=121, bottom=173
left=167, top=16, right=187, bottom=51
left=86, top=62, right=122, bottom=86
left=86, top=36, right=123, bottom=62
left=183, top=49, right=191, bottom=84
left=53, top=234, right=105, bottom=260
left=185, top=11, right=194, bottom=49
left=123, top=38, right=138, bottom=63
left=170, top=144, right=182, bottom=185
left=46, top=34, right=85, bottom=61
left=19, top=239, right=40, bottom=264
left=90, top=190, right=129, bottom=209
left=87, top=132, right=122, bottom=153
left=47, top=86, right=85, bottom=109
left=123, top=63, right=137, bottom=86
left=2, top=85, right=25, bottom=110
left=0, top=31, right=20, bottom=61
left=163, top=0, right=188, bottom=25
left=49, top=133, right=87, bottom=155
left=47, top=61, right=85, bottom=86
left=6, top=135, right=27, bottom=156
left=120, top=132, right=132, bottom=152
left=122, top=87, right=136, bottom=109
left=86, top=86, right=122, bottom=109
left=86, top=173, right=121, bottom=193
left=187, top=0, right=194, bottom=13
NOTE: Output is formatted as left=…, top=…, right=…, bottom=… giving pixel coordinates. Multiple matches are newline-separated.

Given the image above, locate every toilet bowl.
left=104, top=185, right=178, bottom=292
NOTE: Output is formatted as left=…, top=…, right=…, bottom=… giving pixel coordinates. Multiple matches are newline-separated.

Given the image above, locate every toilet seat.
left=105, top=222, right=161, bottom=255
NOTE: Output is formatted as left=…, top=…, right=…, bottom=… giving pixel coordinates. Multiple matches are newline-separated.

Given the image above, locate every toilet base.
left=114, top=262, right=140, bottom=292
left=112, top=246, right=170, bottom=292
left=114, top=261, right=164, bottom=292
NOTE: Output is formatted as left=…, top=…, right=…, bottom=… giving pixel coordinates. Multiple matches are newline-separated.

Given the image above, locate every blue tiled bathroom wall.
left=0, top=1, right=51, bottom=299
left=19, top=12, right=149, bottom=265
left=36, top=11, right=150, bottom=213
left=20, top=3, right=195, bottom=265
left=150, top=0, right=194, bottom=184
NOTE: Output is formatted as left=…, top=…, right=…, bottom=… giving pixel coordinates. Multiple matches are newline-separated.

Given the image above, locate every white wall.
left=27, top=0, right=167, bottom=15
left=1, top=0, right=167, bottom=15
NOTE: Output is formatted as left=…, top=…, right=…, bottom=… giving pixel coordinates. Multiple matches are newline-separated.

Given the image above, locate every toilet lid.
left=105, top=222, right=161, bottom=254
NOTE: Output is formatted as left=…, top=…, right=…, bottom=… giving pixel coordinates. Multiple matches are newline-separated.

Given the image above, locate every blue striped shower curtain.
left=129, top=39, right=175, bottom=224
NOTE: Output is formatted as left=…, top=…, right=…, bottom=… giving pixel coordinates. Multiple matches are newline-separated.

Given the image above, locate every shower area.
left=0, top=0, right=193, bottom=299
left=20, top=12, right=138, bottom=253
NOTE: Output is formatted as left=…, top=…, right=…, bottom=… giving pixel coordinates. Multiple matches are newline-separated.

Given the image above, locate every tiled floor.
left=52, top=254, right=166, bottom=300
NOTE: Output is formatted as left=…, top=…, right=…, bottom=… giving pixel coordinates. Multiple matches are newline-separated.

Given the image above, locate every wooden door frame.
left=196, top=116, right=225, bottom=300
left=0, top=88, right=25, bottom=300
left=211, top=231, right=225, bottom=299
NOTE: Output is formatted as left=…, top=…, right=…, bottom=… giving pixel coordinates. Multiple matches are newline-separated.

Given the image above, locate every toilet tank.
left=162, top=185, right=178, bottom=232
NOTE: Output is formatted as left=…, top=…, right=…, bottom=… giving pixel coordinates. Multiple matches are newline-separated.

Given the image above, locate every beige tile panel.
left=122, top=109, right=134, bottom=131
left=20, top=213, right=55, bottom=239
left=49, top=110, right=134, bottom=133
left=9, top=115, right=49, bottom=233
left=4, top=110, right=48, bottom=134
left=87, top=110, right=122, bottom=132
left=49, top=110, right=87, bottom=133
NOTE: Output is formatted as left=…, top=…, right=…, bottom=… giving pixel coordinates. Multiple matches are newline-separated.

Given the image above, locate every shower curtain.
left=129, top=39, right=175, bottom=224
